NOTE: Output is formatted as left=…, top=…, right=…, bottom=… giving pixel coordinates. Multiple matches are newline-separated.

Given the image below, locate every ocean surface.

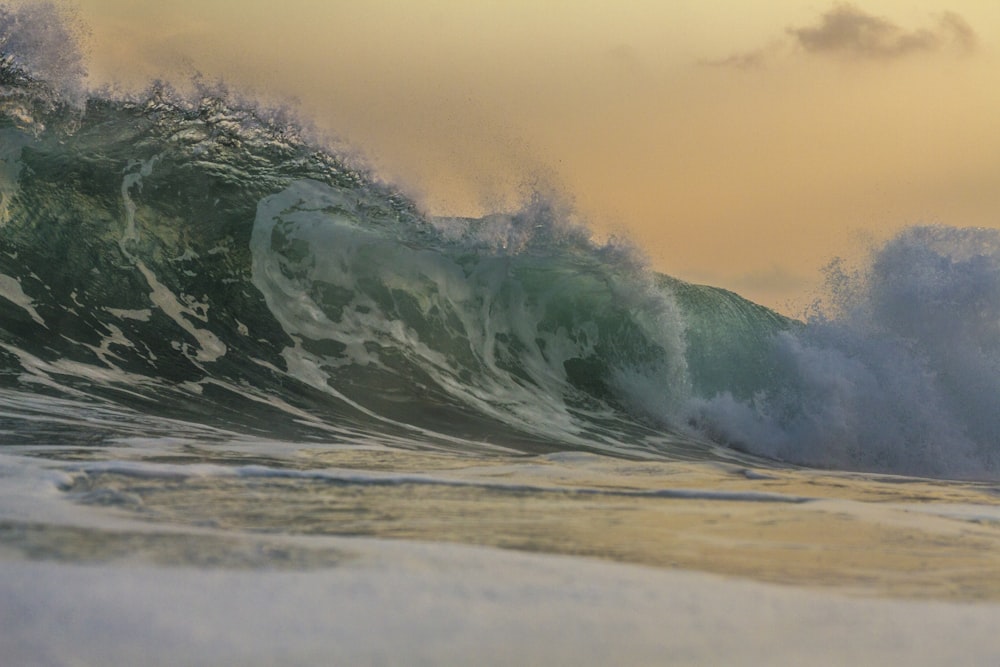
left=2, top=4, right=1000, bottom=664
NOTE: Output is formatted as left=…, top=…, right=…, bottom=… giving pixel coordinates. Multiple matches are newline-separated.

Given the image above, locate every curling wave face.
left=1, top=3, right=999, bottom=479
left=0, top=37, right=717, bottom=457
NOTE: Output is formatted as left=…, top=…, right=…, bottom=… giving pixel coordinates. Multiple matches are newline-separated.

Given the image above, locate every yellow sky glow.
left=70, top=0, right=1000, bottom=313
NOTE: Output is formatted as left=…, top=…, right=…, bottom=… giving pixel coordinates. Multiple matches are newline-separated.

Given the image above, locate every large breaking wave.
left=1, top=2, right=998, bottom=479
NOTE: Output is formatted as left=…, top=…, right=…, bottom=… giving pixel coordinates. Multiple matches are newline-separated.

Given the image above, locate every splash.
left=0, top=2, right=86, bottom=99
left=691, top=226, right=1000, bottom=478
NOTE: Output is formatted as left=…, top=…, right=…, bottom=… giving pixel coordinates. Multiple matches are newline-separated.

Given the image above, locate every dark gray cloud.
left=705, top=4, right=977, bottom=70
left=788, top=4, right=977, bottom=59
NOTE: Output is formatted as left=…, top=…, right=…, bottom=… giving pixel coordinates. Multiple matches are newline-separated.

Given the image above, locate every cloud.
left=788, top=4, right=977, bottom=59
left=705, top=4, right=977, bottom=70
left=701, top=49, right=768, bottom=71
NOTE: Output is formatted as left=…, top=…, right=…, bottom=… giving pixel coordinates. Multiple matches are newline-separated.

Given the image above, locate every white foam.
left=105, top=307, right=153, bottom=322
left=0, top=272, right=44, bottom=326
left=1, top=539, right=998, bottom=666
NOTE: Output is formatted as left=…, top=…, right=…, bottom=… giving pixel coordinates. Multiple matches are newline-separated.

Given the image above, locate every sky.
left=64, top=0, right=1000, bottom=313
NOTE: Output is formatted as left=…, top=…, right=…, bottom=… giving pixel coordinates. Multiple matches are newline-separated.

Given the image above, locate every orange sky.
left=69, top=0, right=1000, bottom=313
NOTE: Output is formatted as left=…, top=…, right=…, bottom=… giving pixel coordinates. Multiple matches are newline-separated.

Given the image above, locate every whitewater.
left=2, top=3, right=1000, bottom=664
